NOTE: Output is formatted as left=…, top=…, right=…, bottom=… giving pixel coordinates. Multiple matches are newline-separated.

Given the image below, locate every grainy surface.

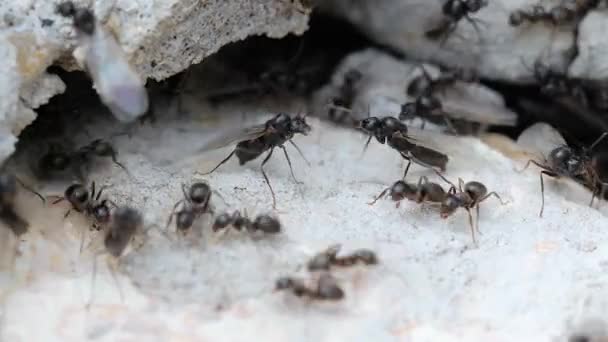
left=2, top=95, right=608, bottom=340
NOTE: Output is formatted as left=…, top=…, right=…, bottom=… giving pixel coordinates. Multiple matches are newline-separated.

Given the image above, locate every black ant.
left=275, top=273, right=344, bottom=301
left=356, top=116, right=449, bottom=173
left=368, top=176, right=447, bottom=207
left=51, top=181, right=115, bottom=228
left=166, top=182, right=216, bottom=234
left=307, top=244, right=378, bottom=271
left=524, top=59, right=589, bottom=106
left=212, top=210, right=281, bottom=235
left=37, top=139, right=127, bottom=181
left=407, top=65, right=478, bottom=98
left=50, top=181, right=116, bottom=251
left=509, top=4, right=577, bottom=27
left=328, top=69, right=363, bottom=124
left=520, top=131, right=608, bottom=217
left=425, top=0, right=488, bottom=45
left=88, top=206, right=142, bottom=308
left=198, top=113, right=311, bottom=208
left=439, top=177, right=506, bottom=245
left=0, top=173, right=45, bottom=236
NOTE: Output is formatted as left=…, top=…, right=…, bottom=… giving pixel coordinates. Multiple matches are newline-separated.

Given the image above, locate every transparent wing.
left=82, top=25, right=149, bottom=122
left=516, top=122, right=566, bottom=162
left=197, top=123, right=268, bottom=152
left=439, top=84, right=518, bottom=126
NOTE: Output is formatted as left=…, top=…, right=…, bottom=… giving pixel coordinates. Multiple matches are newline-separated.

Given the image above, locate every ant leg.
left=15, top=177, right=45, bottom=203
left=368, top=187, right=390, bottom=205
left=589, top=132, right=608, bottom=151
left=96, top=185, right=110, bottom=201
left=475, top=204, right=481, bottom=235
left=361, top=136, right=373, bottom=157
left=260, top=148, right=277, bottom=209
left=517, top=159, right=550, bottom=173
left=402, top=160, right=412, bottom=180
left=441, top=114, right=458, bottom=134
left=434, top=169, right=455, bottom=188
left=479, top=192, right=508, bottom=205
left=212, top=190, right=228, bottom=207
left=280, top=146, right=302, bottom=184
left=181, top=183, right=189, bottom=201
left=289, top=140, right=310, bottom=167
left=87, top=254, right=99, bottom=310
left=539, top=170, right=558, bottom=218
left=198, top=149, right=236, bottom=175
left=79, top=226, right=87, bottom=254
left=108, top=149, right=129, bottom=174
left=165, top=200, right=185, bottom=231
left=108, top=259, right=125, bottom=304
left=90, top=181, right=96, bottom=201
left=466, top=208, right=478, bottom=246
left=50, top=196, right=66, bottom=205
left=64, top=209, right=72, bottom=219
left=458, top=178, right=465, bottom=192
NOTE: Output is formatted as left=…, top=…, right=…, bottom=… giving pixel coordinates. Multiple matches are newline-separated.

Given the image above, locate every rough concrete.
left=2, top=98, right=608, bottom=340
left=0, top=0, right=309, bottom=162
left=320, top=0, right=575, bottom=81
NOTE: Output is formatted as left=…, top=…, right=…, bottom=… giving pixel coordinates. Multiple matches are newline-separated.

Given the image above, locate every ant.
left=520, top=132, right=608, bottom=217
left=0, top=173, right=45, bottom=236
left=356, top=116, right=449, bottom=173
left=328, top=69, right=363, bottom=124
left=50, top=181, right=116, bottom=251
left=275, top=273, right=344, bottom=301
left=198, top=113, right=311, bottom=208
left=307, top=244, right=378, bottom=271
left=509, top=4, right=577, bottom=27
left=38, top=139, right=128, bottom=181
left=439, top=177, right=506, bottom=245
left=212, top=210, right=281, bottom=235
left=407, top=65, right=478, bottom=98
left=368, top=176, right=447, bottom=207
left=50, top=181, right=115, bottom=227
left=425, top=0, right=488, bottom=45
left=399, top=94, right=457, bottom=132
left=525, top=59, right=589, bottom=107
left=88, top=206, right=142, bottom=308
left=166, top=182, right=217, bottom=234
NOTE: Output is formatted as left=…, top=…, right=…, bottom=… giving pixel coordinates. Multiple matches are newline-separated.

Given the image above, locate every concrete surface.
left=1, top=96, right=608, bottom=340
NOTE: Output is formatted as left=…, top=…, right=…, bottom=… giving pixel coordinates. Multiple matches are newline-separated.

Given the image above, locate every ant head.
left=440, top=194, right=461, bottom=218
left=56, top=1, right=76, bottom=17
left=308, top=252, right=332, bottom=271
left=550, top=6, right=575, bottom=24
left=40, top=151, right=71, bottom=171
left=317, top=274, right=344, bottom=300
left=91, top=140, right=114, bottom=157
left=189, top=182, right=211, bottom=206
left=463, top=181, right=487, bottom=201
left=352, top=249, right=378, bottom=265
left=399, top=103, right=417, bottom=121
left=73, top=8, right=96, bottom=35
left=275, top=277, right=294, bottom=290
left=343, top=69, right=363, bottom=86
left=357, top=117, right=381, bottom=134
left=0, top=174, right=17, bottom=206
left=417, top=94, right=442, bottom=111
left=253, top=214, right=281, bottom=234
left=550, top=146, right=584, bottom=175
left=66, top=184, right=89, bottom=210
left=176, top=209, right=195, bottom=231
left=93, top=202, right=111, bottom=224
left=212, top=212, right=233, bottom=232
left=465, top=0, right=487, bottom=12
left=390, top=180, right=415, bottom=201
left=290, top=115, right=311, bottom=136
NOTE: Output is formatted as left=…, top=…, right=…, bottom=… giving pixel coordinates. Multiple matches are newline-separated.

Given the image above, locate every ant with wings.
left=353, top=106, right=449, bottom=177
left=425, top=0, right=489, bottom=45
left=518, top=123, right=608, bottom=217
left=197, top=113, right=311, bottom=208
